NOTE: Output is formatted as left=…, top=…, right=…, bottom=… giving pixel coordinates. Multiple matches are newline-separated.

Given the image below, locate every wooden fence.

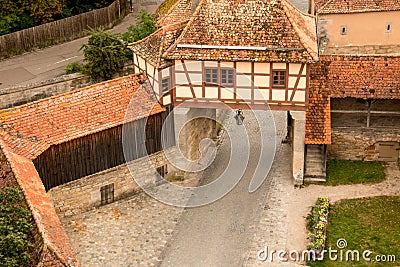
left=0, top=0, right=128, bottom=59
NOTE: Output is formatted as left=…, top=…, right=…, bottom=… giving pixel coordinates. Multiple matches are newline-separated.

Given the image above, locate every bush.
left=65, top=61, right=83, bottom=74
left=122, top=10, right=158, bottom=43
left=0, top=187, right=37, bottom=267
left=81, top=27, right=127, bottom=81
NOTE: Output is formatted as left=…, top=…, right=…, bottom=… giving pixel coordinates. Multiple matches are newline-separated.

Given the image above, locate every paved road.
left=0, top=0, right=308, bottom=91
left=0, top=3, right=161, bottom=90
left=159, top=110, right=287, bottom=266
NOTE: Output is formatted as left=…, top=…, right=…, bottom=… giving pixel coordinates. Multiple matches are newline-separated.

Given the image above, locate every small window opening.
left=386, top=23, right=392, bottom=32
left=162, top=77, right=170, bottom=94
left=340, top=25, right=347, bottom=35
left=100, top=184, right=114, bottom=205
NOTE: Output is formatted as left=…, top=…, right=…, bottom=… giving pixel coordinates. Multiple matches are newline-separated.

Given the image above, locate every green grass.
left=308, top=196, right=400, bottom=266
left=326, top=160, right=386, bottom=186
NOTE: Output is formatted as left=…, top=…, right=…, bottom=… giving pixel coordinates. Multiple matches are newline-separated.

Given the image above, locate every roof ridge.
left=284, top=0, right=316, bottom=18
left=157, top=0, right=185, bottom=26
left=162, top=0, right=204, bottom=58
left=157, top=21, right=188, bottom=67
left=0, top=74, right=143, bottom=115
left=128, top=27, right=164, bottom=47
left=282, top=0, right=318, bottom=61
left=318, top=0, right=334, bottom=13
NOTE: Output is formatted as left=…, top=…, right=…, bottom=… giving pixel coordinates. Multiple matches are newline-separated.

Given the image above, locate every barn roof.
left=0, top=74, right=165, bottom=160
left=163, top=0, right=318, bottom=62
left=157, top=0, right=193, bottom=27
left=318, top=0, right=400, bottom=14
left=129, top=22, right=187, bottom=69
left=306, top=55, right=400, bottom=144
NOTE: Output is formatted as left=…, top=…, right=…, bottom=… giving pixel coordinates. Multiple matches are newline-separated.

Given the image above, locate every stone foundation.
left=328, top=127, right=400, bottom=160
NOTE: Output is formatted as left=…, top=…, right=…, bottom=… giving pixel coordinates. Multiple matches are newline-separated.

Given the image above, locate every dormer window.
left=386, top=23, right=392, bottom=33
left=340, top=25, right=347, bottom=35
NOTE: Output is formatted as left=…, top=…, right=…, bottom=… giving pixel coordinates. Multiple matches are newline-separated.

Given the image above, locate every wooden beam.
left=331, top=110, right=400, bottom=115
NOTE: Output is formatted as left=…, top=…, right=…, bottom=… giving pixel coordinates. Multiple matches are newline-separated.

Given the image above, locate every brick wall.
left=328, top=127, right=400, bottom=160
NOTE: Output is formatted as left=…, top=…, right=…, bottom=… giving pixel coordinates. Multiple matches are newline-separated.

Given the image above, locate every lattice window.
left=205, top=68, right=218, bottom=84
left=100, top=183, right=114, bottom=205
left=221, top=69, right=234, bottom=86
left=272, top=70, right=286, bottom=88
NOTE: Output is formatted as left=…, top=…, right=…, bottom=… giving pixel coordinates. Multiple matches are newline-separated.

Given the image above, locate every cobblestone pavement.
left=60, top=110, right=296, bottom=267
left=61, top=192, right=184, bottom=266
left=159, top=110, right=289, bottom=267
left=242, top=143, right=304, bottom=267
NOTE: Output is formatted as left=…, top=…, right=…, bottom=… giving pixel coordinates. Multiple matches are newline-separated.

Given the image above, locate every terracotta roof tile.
left=324, top=55, right=400, bottom=98
left=0, top=141, right=80, bottom=266
left=306, top=62, right=331, bottom=144
left=306, top=55, right=400, bottom=144
left=129, top=22, right=187, bottom=68
left=163, top=0, right=318, bottom=62
left=157, top=0, right=193, bottom=27
left=319, top=0, right=400, bottom=14
left=0, top=75, right=165, bottom=160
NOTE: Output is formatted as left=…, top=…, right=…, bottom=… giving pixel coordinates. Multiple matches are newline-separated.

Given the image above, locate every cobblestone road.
left=60, top=110, right=300, bottom=266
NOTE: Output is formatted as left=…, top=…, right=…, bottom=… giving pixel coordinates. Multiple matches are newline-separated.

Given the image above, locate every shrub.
left=81, top=27, right=127, bottom=81
left=65, top=61, right=83, bottom=74
left=0, top=187, right=37, bottom=266
left=121, top=10, right=158, bottom=43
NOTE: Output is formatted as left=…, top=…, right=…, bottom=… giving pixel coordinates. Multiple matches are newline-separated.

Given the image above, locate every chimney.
left=191, top=0, right=200, bottom=13
left=309, top=0, right=315, bottom=15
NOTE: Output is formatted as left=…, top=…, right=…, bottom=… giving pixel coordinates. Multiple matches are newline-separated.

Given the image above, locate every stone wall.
left=328, top=127, right=400, bottom=160
left=48, top=150, right=170, bottom=217
left=0, top=65, right=134, bottom=110
left=0, top=74, right=91, bottom=109
left=48, top=108, right=222, bottom=217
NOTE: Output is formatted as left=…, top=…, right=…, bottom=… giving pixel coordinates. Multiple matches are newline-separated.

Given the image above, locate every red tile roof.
left=325, top=55, right=400, bottom=98
left=129, top=22, right=187, bottom=69
left=314, top=0, right=330, bottom=12
left=306, top=63, right=331, bottom=144
left=163, top=0, right=318, bottom=62
left=0, top=74, right=165, bottom=160
left=0, top=140, right=80, bottom=266
left=319, top=0, right=400, bottom=14
left=306, top=55, right=400, bottom=144
left=157, top=0, right=193, bottom=27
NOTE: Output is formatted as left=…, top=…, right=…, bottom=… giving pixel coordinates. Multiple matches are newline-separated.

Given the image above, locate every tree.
left=20, top=0, right=65, bottom=24
left=81, top=27, right=127, bottom=81
left=122, top=9, right=158, bottom=43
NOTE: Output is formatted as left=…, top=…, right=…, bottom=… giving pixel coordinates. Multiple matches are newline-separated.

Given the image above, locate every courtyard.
left=57, top=111, right=400, bottom=266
